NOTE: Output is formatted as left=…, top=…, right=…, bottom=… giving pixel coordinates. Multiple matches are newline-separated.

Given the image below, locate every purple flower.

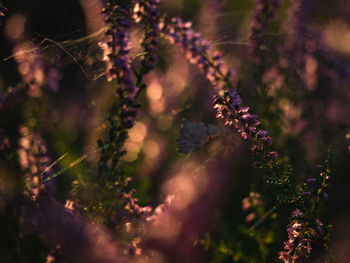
left=0, top=5, right=7, bottom=25
left=306, top=177, right=316, bottom=183
left=283, top=240, right=294, bottom=253
left=302, top=191, right=311, bottom=196
left=323, top=192, right=328, bottom=201
left=316, top=219, right=324, bottom=234
left=132, top=0, right=162, bottom=72
left=287, top=221, right=302, bottom=239
left=278, top=251, right=290, bottom=262
left=213, top=90, right=278, bottom=160
left=279, top=211, right=317, bottom=262
left=45, top=55, right=62, bottom=92
left=268, top=151, right=279, bottom=160
left=291, top=209, right=303, bottom=218
left=0, top=5, right=7, bottom=15
left=100, top=3, right=139, bottom=127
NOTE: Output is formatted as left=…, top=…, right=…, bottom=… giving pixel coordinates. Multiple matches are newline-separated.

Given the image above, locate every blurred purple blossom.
left=17, top=125, right=53, bottom=200
left=249, top=0, right=281, bottom=64
left=13, top=43, right=45, bottom=97
left=46, top=55, right=62, bottom=92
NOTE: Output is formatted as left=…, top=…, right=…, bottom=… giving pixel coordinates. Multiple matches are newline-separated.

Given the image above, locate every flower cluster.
left=160, top=17, right=276, bottom=159
left=278, top=156, right=331, bottom=261
left=279, top=209, right=324, bottom=262
left=17, top=125, right=52, bottom=200
left=302, top=162, right=331, bottom=202
left=250, top=0, right=281, bottom=64
left=213, top=90, right=276, bottom=158
left=125, top=200, right=153, bottom=254
left=100, top=4, right=130, bottom=82
left=123, top=188, right=152, bottom=216
left=122, top=189, right=153, bottom=256
left=100, top=3, right=138, bottom=128
left=160, top=17, right=233, bottom=90
left=132, top=0, right=162, bottom=72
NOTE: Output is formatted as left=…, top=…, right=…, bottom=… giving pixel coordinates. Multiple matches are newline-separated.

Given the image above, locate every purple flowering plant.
left=0, top=0, right=349, bottom=262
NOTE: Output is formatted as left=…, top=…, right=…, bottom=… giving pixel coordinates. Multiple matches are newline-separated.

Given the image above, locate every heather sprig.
left=100, top=2, right=139, bottom=112
left=98, top=2, right=139, bottom=177
left=212, top=90, right=275, bottom=160
left=100, top=4, right=132, bottom=81
left=160, top=17, right=233, bottom=90
left=159, top=17, right=274, bottom=159
left=279, top=149, right=332, bottom=262
left=68, top=1, right=156, bottom=254
left=279, top=211, right=314, bottom=262
left=159, top=11, right=289, bottom=202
